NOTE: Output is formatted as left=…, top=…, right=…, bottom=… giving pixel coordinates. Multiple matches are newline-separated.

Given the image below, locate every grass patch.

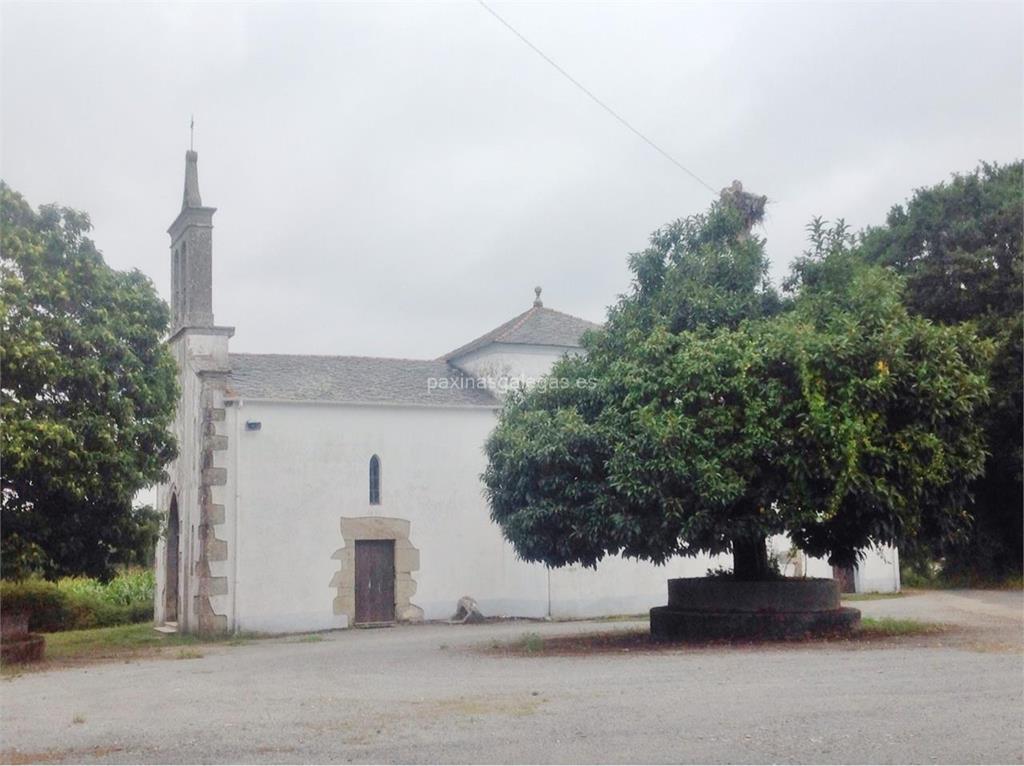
left=224, top=630, right=267, bottom=647
left=42, top=622, right=201, bottom=662
left=2, top=624, right=275, bottom=675
left=491, top=629, right=648, bottom=656
left=842, top=591, right=905, bottom=601
left=590, top=613, right=647, bottom=623
left=296, top=634, right=324, bottom=643
left=485, top=618, right=950, bottom=657
left=521, top=632, right=545, bottom=653
left=900, top=568, right=1024, bottom=590
left=857, top=617, right=945, bottom=637
left=491, top=629, right=649, bottom=656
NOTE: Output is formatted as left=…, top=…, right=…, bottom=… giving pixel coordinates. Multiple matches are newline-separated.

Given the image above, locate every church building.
left=154, top=151, right=899, bottom=635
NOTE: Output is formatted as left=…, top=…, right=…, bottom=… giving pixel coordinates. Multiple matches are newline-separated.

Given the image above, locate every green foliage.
left=99, top=568, right=156, bottom=605
left=31, top=622, right=196, bottom=667
left=857, top=617, right=944, bottom=637
left=1, top=183, right=178, bottom=579
left=798, top=163, right=1023, bottom=579
left=521, top=632, right=545, bottom=653
left=839, top=591, right=903, bottom=601
left=59, top=568, right=155, bottom=606
left=0, top=578, right=67, bottom=632
left=484, top=186, right=990, bottom=579
left=608, top=187, right=780, bottom=345
left=0, top=570, right=154, bottom=632
left=858, top=162, right=1022, bottom=326
left=900, top=558, right=1023, bottom=590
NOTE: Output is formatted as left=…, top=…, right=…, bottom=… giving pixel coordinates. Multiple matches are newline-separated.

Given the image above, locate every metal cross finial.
left=190, top=115, right=195, bottom=151
left=533, top=286, right=543, bottom=308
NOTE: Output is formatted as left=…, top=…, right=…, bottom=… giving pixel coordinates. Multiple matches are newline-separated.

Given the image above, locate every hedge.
left=0, top=570, right=154, bottom=633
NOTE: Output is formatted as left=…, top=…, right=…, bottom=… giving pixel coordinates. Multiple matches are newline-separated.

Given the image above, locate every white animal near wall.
left=153, top=151, right=899, bottom=635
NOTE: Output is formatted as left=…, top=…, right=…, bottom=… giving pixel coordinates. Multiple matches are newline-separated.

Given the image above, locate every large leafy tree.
left=483, top=186, right=989, bottom=580
left=1, top=184, right=178, bottom=579
left=857, top=163, right=1023, bottom=579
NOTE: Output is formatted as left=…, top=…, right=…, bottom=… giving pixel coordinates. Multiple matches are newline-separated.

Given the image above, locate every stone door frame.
left=330, top=517, right=423, bottom=625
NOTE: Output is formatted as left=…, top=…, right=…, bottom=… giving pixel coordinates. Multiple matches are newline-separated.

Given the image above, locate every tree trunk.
left=732, top=534, right=771, bottom=581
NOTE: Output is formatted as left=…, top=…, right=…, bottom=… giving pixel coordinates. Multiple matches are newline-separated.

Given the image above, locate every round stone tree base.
left=649, top=577, right=860, bottom=641
left=0, top=633, right=45, bottom=664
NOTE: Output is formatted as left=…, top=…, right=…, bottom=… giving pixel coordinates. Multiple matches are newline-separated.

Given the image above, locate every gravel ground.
left=1, top=590, right=1021, bottom=764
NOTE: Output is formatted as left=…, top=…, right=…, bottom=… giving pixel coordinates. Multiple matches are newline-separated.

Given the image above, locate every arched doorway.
left=165, top=495, right=180, bottom=622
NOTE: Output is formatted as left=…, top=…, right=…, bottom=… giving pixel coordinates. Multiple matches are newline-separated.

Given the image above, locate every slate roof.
left=226, top=353, right=499, bottom=407
left=441, top=306, right=601, bottom=362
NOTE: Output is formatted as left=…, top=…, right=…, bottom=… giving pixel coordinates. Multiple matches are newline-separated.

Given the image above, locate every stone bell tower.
left=168, top=150, right=216, bottom=329
left=155, top=147, right=234, bottom=636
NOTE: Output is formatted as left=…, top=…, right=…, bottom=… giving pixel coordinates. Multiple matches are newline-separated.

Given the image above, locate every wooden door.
left=354, top=540, right=395, bottom=624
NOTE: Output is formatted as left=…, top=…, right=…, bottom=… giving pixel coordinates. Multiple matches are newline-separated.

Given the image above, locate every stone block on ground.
left=449, top=596, right=485, bottom=624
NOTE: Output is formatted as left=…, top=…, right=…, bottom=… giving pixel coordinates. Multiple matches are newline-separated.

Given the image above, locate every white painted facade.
left=154, top=152, right=898, bottom=635
left=452, top=342, right=585, bottom=384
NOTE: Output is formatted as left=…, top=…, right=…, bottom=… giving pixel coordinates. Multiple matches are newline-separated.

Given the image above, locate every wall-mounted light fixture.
left=245, top=421, right=262, bottom=432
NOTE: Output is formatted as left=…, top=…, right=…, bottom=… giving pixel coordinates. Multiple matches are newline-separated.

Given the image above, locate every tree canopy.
left=859, top=163, right=1022, bottom=578
left=1, top=184, right=178, bottom=579
left=483, top=184, right=990, bottom=579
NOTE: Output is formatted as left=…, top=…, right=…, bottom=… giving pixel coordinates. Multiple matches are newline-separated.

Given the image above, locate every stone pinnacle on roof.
left=533, top=286, right=543, bottom=308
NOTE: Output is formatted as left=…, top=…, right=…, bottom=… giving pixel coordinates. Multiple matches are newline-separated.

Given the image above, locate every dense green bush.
left=0, top=578, right=68, bottom=632
left=99, top=569, right=156, bottom=606
left=0, top=569, right=154, bottom=632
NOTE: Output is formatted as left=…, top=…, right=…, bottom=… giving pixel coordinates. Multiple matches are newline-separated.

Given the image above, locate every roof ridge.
left=230, top=351, right=454, bottom=365
left=498, top=305, right=541, bottom=339
left=533, top=305, right=602, bottom=327
left=536, top=303, right=598, bottom=321
left=440, top=304, right=600, bottom=361
left=228, top=353, right=501, bottom=407
left=437, top=306, right=533, bottom=361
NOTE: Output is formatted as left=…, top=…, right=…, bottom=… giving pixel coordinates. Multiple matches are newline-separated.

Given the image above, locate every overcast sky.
left=3, top=1, right=1021, bottom=358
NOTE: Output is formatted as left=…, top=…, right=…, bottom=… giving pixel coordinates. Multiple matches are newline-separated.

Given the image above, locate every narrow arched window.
left=369, top=455, right=381, bottom=505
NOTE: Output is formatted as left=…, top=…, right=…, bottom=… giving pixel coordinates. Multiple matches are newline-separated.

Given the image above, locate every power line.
left=476, top=0, right=719, bottom=196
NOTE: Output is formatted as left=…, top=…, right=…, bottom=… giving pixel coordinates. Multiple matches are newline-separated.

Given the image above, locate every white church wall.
left=548, top=552, right=731, bottom=620
left=449, top=342, right=582, bottom=388
left=194, top=393, right=900, bottom=635
left=856, top=546, right=901, bottom=593
left=228, top=398, right=549, bottom=634
left=770, top=534, right=901, bottom=593
left=213, top=353, right=900, bottom=634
